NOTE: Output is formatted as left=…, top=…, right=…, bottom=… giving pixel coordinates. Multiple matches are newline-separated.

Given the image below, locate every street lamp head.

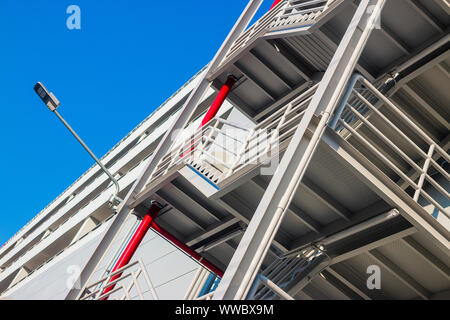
left=34, top=82, right=60, bottom=112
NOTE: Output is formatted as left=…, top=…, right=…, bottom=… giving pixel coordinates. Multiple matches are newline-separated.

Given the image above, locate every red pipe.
left=150, top=220, right=224, bottom=278
left=180, top=74, right=237, bottom=158
left=102, top=203, right=224, bottom=299
left=101, top=204, right=162, bottom=298
left=270, top=0, right=282, bottom=10
left=198, top=75, right=237, bottom=128
left=103, top=69, right=235, bottom=301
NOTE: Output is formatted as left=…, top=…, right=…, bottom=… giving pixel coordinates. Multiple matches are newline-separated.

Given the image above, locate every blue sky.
left=0, top=0, right=273, bottom=245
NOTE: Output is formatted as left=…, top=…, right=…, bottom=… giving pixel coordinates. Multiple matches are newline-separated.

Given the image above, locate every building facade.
left=1, top=0, right=449, bottom=300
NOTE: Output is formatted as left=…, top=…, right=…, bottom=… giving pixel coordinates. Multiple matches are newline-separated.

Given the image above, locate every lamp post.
left=33, top=82, right=122, bottom=211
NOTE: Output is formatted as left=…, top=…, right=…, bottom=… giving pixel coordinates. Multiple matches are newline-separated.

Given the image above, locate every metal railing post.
left=414, top=144, right=436, bottom=202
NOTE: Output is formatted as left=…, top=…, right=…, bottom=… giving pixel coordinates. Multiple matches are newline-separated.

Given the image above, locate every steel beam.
left=213, top=0, right=387, bottom=300
left=266, top=39, right=313, bottom=81
left=407, top=0, right=444, bottom=33
left=234, top=62, right=277, bottom=101
left=324, top=268, right=372, bottom=300
left=367, top=249, right=431, bottom=300
left=322, top=129, right=450, bottom=255
left=250, top=177, right=323, bottom=234
left=401, top=237, right=450, bottom=280
left=249, top=50, right=294, bottom=90
left=301, top=177, right=352, bottom=221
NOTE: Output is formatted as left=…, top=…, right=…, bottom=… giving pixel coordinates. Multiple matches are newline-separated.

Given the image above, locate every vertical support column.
left=213, top=0, right=386, bottom=300
left=66, top=0, right=264, bottom=300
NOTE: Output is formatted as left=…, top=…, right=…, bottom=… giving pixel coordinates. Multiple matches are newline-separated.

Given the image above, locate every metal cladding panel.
left=4, top=212, right=203, bottom=300
left=89, top=214, right=203, bottom=300
left=93, top=216, right=139, bottom=274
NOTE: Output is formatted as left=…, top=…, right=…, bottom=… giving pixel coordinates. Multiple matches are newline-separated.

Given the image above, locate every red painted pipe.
left=180, top=75, right=237, bottom=158
left=270, top=0, right=282, bottom=10
left=102, top=203, right=224, bottom=299
left=150, top=220, right=224, bottom=278
left=102, top=66, right=235, bottom=301
left=198, top=75, right=237, bottom=128
left=101, top=204, right=162, bottom=298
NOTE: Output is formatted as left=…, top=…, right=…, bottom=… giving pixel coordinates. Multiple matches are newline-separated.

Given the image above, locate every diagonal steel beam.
left=213, top=0, right=388, bottom=300
left=367, top=249, right=431, bottom=300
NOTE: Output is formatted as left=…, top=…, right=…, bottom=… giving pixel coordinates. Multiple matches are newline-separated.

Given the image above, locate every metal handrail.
left=146, top=84, right=317, bottom=187
left=222, top=0, right=331, bottom=65
left=226, top=84, right=319, bottom=177
left=78, top=259, right=158, bottom=301
left=146, top=118, right=250, bottom=186
left=332, top=75, right=450, bottom=220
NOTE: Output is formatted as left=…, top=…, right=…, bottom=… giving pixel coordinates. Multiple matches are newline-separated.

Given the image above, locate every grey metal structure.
left=1, top=0, right=449, bottom=300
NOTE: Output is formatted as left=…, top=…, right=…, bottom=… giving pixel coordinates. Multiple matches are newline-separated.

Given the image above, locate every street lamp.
left=33, top=82, right=122, bottom=211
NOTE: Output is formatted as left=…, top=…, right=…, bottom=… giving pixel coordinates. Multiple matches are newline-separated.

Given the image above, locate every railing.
left=196, top=291, right=215, bottom=300
left=222, top=0, right=334, bottom=65
left=0, top=85, right=202, bottom=272
left=78, top=259, right=158, bottom=301
left=225, top=83, right=319, bottom=179
left=143, top=83, right=319, bottom=190
left=187, top=267, right=219, bottom=300
left=331, top=75, right=450, bottom=222
left=248, top=247, right=328, bottom=300
left=146, top=118, right=251, bottom=188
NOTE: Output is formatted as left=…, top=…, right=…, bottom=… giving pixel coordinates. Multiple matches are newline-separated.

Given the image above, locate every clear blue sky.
left=0, top=0, right=273, bottom=245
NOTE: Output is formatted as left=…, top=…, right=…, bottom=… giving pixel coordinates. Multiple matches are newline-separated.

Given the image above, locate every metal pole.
left=198, top=273, right=217, bottom=298
left=53, top=110, right=122, bottom=208
left=199, top=75, right=237, bottom=128
left=258, top=275, right=294, bottom=300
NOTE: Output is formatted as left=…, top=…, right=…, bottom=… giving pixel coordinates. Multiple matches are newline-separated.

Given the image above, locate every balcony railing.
left=219, top=0, right=335, bottom=68
left=143, top=73, right=449, bottom=233
left=224, top=83, right=319, bottom=180
left=331, top=75, right=450, bottom=223
left=142, top=83, right=319, bottom=192
left=145, top=118, right=251, bottom=189
left=78, top=259, right=158, bottom=301
left=0, top=66, right=208, bottom=255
